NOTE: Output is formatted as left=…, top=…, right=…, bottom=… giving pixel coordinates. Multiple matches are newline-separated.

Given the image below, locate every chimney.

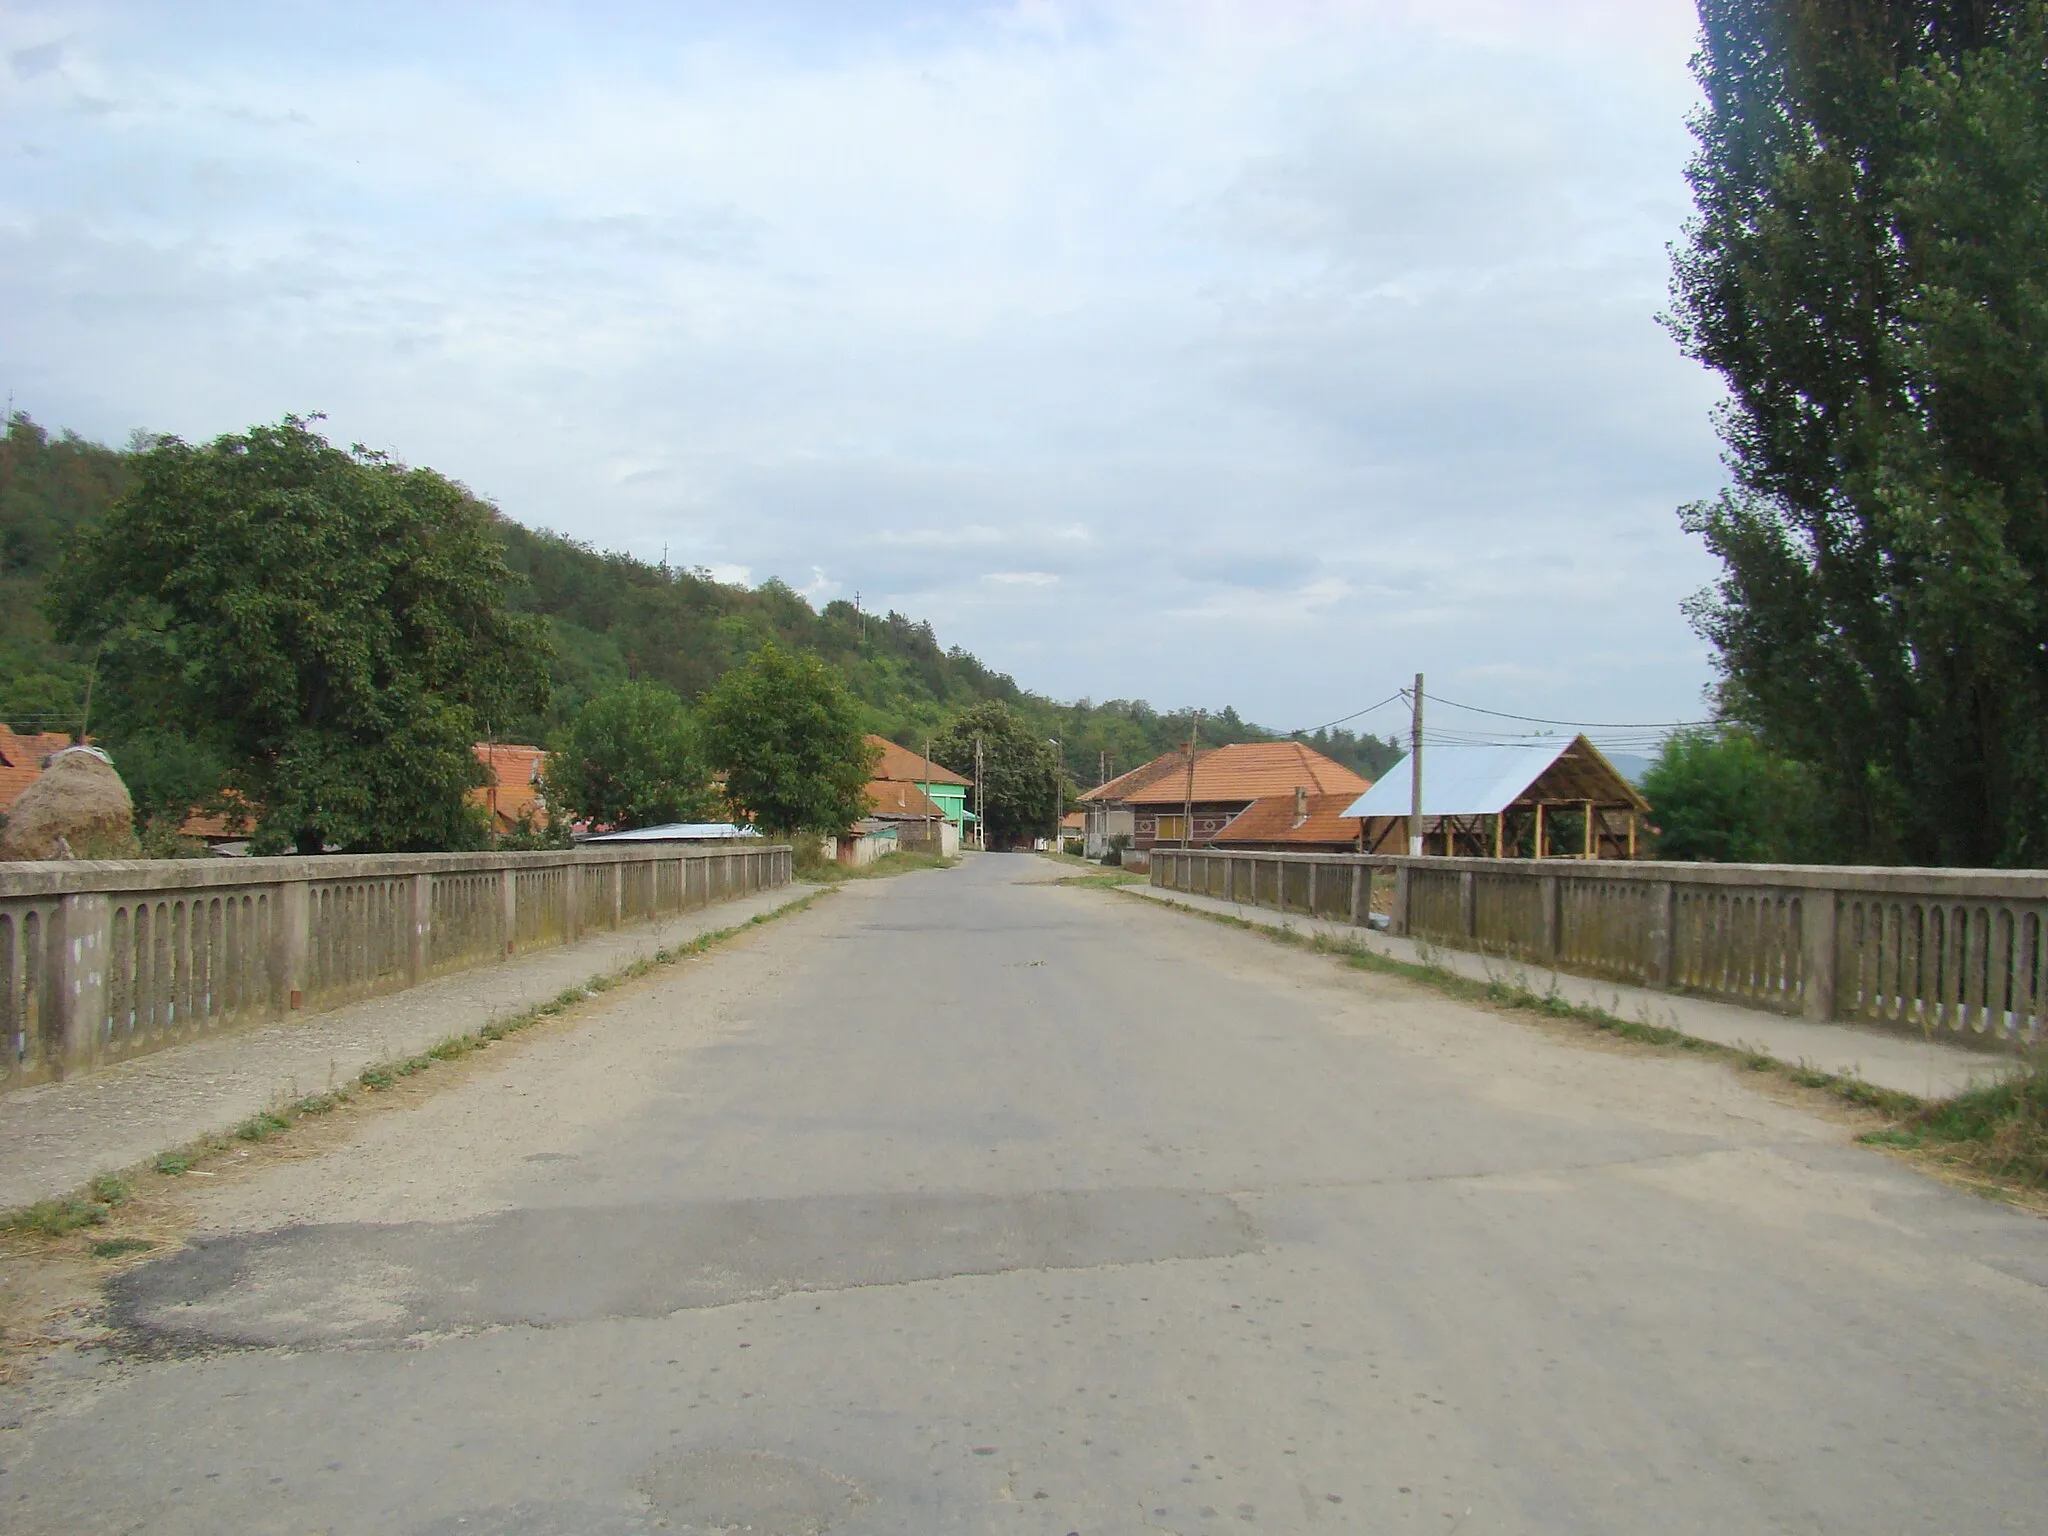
left=1294, top=785, right=1309, bottom=825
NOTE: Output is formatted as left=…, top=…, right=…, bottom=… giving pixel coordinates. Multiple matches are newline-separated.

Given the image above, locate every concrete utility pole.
left=1180, top=713, right=1201, bottom=850
left=974, top=735, right=985, bottom=851
left=1048, top=738, right=1062, bottom=844
left=1409, top=672, right=1425, bottom=857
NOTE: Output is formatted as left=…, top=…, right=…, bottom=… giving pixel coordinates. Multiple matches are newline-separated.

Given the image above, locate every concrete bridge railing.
left=1152, top=847, right=2048, bottom=1050
left=0, top=841, right=792, bottom=1093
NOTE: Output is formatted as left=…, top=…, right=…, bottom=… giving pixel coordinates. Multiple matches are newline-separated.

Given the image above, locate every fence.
left=1152, top=848, right=2048, bottom=1050
left=0, top=841, right=792, bottom=1094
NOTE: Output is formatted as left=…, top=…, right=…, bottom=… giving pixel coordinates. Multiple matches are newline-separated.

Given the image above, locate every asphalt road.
left=4, top=855, right=2047, bottom=1534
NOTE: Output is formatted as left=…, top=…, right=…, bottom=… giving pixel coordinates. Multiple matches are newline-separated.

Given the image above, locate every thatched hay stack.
left=0, top=746, right=140, bottom=861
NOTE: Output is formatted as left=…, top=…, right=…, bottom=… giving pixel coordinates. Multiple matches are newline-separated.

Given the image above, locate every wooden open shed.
left=1342, top=735, right=1650, bottom=859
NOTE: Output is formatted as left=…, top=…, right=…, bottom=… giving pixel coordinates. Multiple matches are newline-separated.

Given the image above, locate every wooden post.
left=1533, top=803, right=1545, bottom=861
left=1493, top=813, right=1504, bottom=859
left=1582, top=801, right=1595, bottom=860
left=1802, top=885, right=1839, bottom=1021
left=1627, top=812, right=1638, bottom=861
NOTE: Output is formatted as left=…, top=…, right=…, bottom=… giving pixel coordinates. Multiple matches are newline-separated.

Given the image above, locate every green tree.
left=702, top=642, right=876, bottom=835
left=49, top=417, right=549, bottom=854
left=109, top=728, right=233, bottom=832
left=1641, top=728, right=1818, bottom=863
left=931, top=700, right=1060, bottom=849
left=542, top=681, right=715, bottom=832
left=1669, top=0, right=2048, bottom=865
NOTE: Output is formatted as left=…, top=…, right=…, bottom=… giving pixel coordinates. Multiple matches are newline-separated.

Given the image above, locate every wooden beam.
left=1534, top=802, right=1545, bottom=860
left=1582, top=800, right=1595, bottom=860
left=1627, top=811, right=1638, bottom=861
left=1494, top=812, right=1504, bottom=859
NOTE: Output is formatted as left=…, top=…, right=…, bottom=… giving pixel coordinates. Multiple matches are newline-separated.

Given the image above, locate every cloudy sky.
left=2, top=0, right=1725, bottom=741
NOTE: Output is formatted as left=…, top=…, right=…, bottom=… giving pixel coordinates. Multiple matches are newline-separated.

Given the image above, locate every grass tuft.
left=153, top=1153, right=189, bottom=1176
left=89, top=1174, right=131, bottom=1206
left=90, top=1236, right=155, bottom=1259
left=234, top=1111, right=291, bottom=1143
left=6, top=1198, right=108, bottom=1236
left=1882, top=1063, right=2048, bottom=1188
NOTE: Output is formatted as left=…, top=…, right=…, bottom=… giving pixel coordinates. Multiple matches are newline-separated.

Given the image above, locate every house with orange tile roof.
left=864, top=734, right=972, bottom=843
left=1210, top=786, right=1363, bottom=853
left=1115, top=741, right=1370, bottom=858
left=1074, top=752, right=1193, bottom=858
left=0, top=725, right=76, bottom=822
left=472, top=743, right=549, bottom=836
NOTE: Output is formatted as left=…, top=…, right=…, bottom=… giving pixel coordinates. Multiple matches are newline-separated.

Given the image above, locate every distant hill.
left=0, top=414, right=1399, bottom=786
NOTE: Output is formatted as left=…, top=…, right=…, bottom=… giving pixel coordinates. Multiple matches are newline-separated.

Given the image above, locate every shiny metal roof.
left=1344, top=738, right=1635, bottom=818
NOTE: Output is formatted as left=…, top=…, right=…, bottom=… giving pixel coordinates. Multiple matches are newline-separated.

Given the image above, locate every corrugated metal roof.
left=1345, top=740, right=1576, bottom=818
left=581, top=823, right=761, bottom=842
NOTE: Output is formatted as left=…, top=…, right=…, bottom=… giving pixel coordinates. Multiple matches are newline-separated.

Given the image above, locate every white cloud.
left=0, top=0, right=1723, bottom=731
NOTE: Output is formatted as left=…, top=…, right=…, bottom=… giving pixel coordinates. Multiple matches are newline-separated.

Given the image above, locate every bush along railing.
left=1151, top=848, right=2048, bottom=1050
left=0, top=841, right=792, bottom=1093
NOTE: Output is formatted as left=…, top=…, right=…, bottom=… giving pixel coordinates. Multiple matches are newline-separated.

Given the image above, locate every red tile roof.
left=865, top=778, right=945, bottom=818
left=1060, top=810, right=1085, bottom=832
left=866, top=736, right=970, bottom=787
left=1211, top=792, right=1364, bottom=847
left=0, top=727, right=75, bottom=771
left=472, top=743, right=548, bottom=832
left=1077, top=752, right=1195, bottom=804
left=1122, top=742, right=1370, bottom=806
left=0, top=763, right=40, bottom=817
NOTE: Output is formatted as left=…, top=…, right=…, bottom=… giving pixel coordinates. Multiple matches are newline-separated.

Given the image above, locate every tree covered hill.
left=0, top=414, right=1397, bottom=785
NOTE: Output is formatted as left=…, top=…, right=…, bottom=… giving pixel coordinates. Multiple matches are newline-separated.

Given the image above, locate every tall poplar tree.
left=1669, top=0, right=2048, bottom=865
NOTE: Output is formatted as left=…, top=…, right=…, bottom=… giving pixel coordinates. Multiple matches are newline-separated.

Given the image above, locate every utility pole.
left=1180, top=712, right=1201, bottom=849
left=1409, top=672, right=1425, bottom=856
left=974, top=734, right=985, bottom=851
left=1098, top=749, right=1107, bottom=789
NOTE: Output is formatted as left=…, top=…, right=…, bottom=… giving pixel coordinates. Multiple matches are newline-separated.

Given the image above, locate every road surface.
left=3, top=855, right=2045, bottom=1534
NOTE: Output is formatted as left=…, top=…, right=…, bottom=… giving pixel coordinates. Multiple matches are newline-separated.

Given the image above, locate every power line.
left=1290, top=691, right=1407, bottom=738
left=1422, top=690, right=1714, bottom=732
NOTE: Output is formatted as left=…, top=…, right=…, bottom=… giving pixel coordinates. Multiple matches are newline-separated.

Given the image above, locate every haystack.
left=0, top=746, right=140, bottom=860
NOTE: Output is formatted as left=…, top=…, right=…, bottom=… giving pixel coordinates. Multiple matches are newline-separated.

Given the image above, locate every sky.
left=0, top=0, right=1727, bottom=745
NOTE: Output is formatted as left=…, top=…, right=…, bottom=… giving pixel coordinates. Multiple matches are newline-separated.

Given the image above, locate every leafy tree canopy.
left=542, top=681, right=715, bottom=832
left=931, top=700, right=1061, bottom=848
left=702, top=642, right=876, bottom=835
left=1641, top=727, right=1819, bottom=863
left=49, top=417, right=549, bottom=854
left=1, top=411, right=1398, bottom=823
left=1671, top=0, right=2048, bottom=865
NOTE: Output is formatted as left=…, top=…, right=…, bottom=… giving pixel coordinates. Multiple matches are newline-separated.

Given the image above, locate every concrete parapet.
left=0, top=842, right=792, bottom=1093
left=1152, top=847, right=2048, bottom=1054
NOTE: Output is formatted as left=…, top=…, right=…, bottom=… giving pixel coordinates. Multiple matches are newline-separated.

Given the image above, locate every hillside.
left=0, top=414, right=1399, bottom=786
